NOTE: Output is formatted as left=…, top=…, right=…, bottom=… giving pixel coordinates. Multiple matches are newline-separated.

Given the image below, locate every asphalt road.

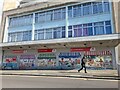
left=1, top=75, right=119, bottom=88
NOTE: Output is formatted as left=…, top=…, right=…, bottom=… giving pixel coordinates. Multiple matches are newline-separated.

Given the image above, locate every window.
left=98, top=2, right=103, bottom=13
left=35, top=29, right=44, bottom=40
left=62, top=26, right=66, bottom=38
left=16, top=32, right=22, bottom=41
left=61, top=8, right=66, bottom=19
left=93, top=2, right=98, bottom=14
left=68, top=26, right=72, bottom=37
left=53, top=27, right=61, bottom=39
left=54, top=9, right=61, bottom=20
left=83, top=2, right=92, bottom=15
left=46, top=11, right=53, bottom=21
left=105, top=21, right=112, bottom=34
left=9, top=14, right=33, bottom=27
left=83, top=24, right=88, bottom=36
left=104, top=1, right=110, bottom=12
left=35, top=13, right=38, bottom=23
left=73, top=24, right=82, bottom=37
left=38, top=12, right=45, bottom=22
left=73, top=5, right=82, bottom=17
left=93, top=2, right=103, bottom=14
left=22, top=31, right=32, bottom=41
left=94, top=22, right=104, bottom=35
left=68, top=6, right=72, bottom=18
left=45, top=29, right=53, bottom=39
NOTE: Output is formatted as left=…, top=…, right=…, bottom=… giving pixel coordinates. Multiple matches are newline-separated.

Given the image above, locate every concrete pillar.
left=65, top=6, right=68, bottom=38
left=32, top=13, right=35, bottom=40
left=115, top=44, right=120, bottom=76
left=0, top=47, right=2, bottom=69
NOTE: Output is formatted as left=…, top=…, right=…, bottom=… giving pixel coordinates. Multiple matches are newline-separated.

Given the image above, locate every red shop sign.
left=38, top=49, right=55, bottom=53
left=12, top=50, right=24, bottom=53
left=70, top=47, right=91, bottom=52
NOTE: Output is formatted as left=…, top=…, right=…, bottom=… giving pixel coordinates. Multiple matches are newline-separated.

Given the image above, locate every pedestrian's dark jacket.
left=81, top=58, right=85, bottom=66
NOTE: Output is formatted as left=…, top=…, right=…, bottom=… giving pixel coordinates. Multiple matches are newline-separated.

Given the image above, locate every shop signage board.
left=12, top=50, right=25, bottom=53
left=38, top=53, right=56, bottom=59
left=38, top=49, right=56, bottom=53
left=20, top=55, right=36, bottom=59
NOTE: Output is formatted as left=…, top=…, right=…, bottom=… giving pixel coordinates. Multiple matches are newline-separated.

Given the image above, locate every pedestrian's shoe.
left=78, top=70, right=80, bottom=72
left=85, top=72, right=87, bottom=73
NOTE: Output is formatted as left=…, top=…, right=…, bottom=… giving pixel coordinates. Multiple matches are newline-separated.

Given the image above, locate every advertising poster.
left=85, top=51, right=113, bottom=69
left=37, top=53, right=57, bottom=69
left=19, top=55, right=36, bottom=69
left=58, top=52, right=81, bottom=69
left=2, top=56, right=18, bottom=69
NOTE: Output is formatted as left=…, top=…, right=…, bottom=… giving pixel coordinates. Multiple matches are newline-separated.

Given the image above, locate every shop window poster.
left=85, top=55, right=113, bottom=69
left=59, top=52, right=82, bottom=69
left=2, top=56, right=18, bottom=69
left=19, top=55, right=36, bottom=69
left=37, top=53, right=57, bottom=69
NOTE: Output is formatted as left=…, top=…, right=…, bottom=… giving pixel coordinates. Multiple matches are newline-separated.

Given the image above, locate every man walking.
left=78, top=56, right=87, bottom=73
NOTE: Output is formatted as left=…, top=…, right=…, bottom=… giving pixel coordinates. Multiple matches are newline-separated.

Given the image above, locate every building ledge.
left=1, top=34, right=120, bottom=47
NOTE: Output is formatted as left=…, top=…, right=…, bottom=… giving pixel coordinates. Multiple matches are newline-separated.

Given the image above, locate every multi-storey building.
left=0, top=0, right=120, bottom=70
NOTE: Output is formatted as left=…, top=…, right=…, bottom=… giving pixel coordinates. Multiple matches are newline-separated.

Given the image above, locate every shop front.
left=70, top=47, right=114, bottom=69
left=2, top=46, right=116, bottom=70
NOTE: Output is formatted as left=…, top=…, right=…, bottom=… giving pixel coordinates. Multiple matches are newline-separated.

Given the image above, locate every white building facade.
left=1, top=0, right=120, bottom=70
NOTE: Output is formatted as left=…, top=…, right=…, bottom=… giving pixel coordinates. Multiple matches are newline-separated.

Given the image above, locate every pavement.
left=0, top=69, right=120, bottom=80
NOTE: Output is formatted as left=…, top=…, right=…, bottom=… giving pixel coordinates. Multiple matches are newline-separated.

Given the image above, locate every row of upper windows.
left=68, top=21, right=111, bottom=37
left=9, top=14, right=33, bottom=27
left=34, top=26, right=66, bottom=40
left=8, top=1, right=110, bottom=27
left=7, top=20, right=112, bottom=42
left=8, top=31, right=32, bottom=42
left=68, top=1, right=110, bottom=18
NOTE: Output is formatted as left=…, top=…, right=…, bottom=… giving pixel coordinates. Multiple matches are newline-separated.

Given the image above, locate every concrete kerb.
left=1, top=73, right=120, bottom=80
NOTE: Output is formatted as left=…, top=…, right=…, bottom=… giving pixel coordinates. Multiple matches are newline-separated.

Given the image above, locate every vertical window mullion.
left=92, top=23, right=95, bottom=35
left=104, top=21, right=106, bottom=34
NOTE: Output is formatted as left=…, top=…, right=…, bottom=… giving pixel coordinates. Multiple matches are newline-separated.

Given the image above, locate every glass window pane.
left=105, top=21, right=111, bottom=25
left=68, top=6, right=72, bottom=18
left=104, top=2, right=110, bottom=12
left=98, top=3, right=103, bottom=13
left=93, top=3, right=98, bottom=14
left=45, top=29, right=52, bottom=39
left=88, top=27, right=93, bottom=35
left=106, top=26, right=112, bottom=34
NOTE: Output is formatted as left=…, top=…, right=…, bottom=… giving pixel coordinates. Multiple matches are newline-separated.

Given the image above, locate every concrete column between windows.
left=0, top=47, right=2, bottom=69
left=3, top=17, right=9, bottom=42
left=112, top=47, right=117, bottom=69
left=109, top=0, right=115, bottom=34
left=32, top=13, right=35, bottom=41
left=65, top=6, right=68, bottom=38
left=115, top=44, right=120, bottom=76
